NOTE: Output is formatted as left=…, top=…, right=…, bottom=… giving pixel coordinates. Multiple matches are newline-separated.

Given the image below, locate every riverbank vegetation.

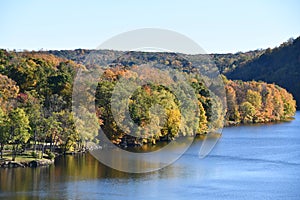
left=0, top=48, right=296, bottom=158
left=218, top=37, right=300, bottom=109
left=225, top=78, right=296, bottom=124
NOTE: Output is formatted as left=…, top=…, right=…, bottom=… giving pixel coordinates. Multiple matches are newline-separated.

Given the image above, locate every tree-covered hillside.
left=224, top=37, right=300, bottom=108
left=46, top=36, right=300, bottom=110
left=0, top=48, right=297, bottom=155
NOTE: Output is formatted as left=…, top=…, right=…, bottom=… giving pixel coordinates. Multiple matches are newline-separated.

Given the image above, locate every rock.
left=0, top=159, right=54, bottom=168
left=8, top=161, right=24, bottom=168
left=29, top=160, right=39, bottom=167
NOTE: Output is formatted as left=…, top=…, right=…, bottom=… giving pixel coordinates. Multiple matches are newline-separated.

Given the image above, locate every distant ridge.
left=44, top=36, right=300, bottom=109
left=224, top=36, right=300, bottom=109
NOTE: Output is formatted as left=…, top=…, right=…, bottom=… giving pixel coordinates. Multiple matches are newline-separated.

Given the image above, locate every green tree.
left=239, top=102, right=256, bottom=123
left=246, top=90, right=262, bottom=109
left=8, top=108, right=31, bottom=161
left=20, top=92, right=45, bottom=152
left=44, top=114, right=62, bottom=152
left=0, top=108, right=9, bottom=158
left=96, top=80, right=121, bottom=140
left=74, top=106, right=100, bottom=147
left=225, top=85, right=240, bottom=122
left=54, top=111, right=79, bottom=154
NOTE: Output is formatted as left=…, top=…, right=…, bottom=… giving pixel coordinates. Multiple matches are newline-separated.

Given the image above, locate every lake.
left=1, top=111, right=300, bottom=200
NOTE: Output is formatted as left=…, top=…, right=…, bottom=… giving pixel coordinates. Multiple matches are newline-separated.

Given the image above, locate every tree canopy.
left=0, top=48, right=297, bottom=152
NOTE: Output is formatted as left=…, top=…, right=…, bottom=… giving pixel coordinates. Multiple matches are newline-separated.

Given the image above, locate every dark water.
left=1, top=112, right=300, bottom=200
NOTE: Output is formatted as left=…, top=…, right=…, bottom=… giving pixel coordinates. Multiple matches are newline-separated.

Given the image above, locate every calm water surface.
left=1, top=112, right=300, bottom=200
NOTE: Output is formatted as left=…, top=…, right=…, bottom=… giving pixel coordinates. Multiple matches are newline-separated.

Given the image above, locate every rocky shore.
left=0, top=159, right=54, bottom=168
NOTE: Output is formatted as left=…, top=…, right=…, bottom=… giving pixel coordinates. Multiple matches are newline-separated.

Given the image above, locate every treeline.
left=211, top=49, right=265, bottom=74
left=94, top=66, right=223, bottom=145
left=47, top=37, right=300, bottom=109
left=0, top=50, right=83, bottom=159
left=0, top=49, right=297, bottom=156
left=224, top=37, right=300, bottom=109
left=225, top=78, right=296, bottom=124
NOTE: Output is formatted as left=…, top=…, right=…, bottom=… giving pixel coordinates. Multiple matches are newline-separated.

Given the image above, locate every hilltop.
left=43, top=37, right=300, bottom=109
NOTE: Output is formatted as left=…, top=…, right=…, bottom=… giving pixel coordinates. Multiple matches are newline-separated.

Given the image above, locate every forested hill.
left=46, top=37, right=300, bottom=109
left=223, top=37, right=300, bottom=108
left=0, top=49, right=296, bottom=152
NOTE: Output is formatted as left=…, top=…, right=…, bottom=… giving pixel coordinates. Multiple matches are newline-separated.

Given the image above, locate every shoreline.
left=225, top=116, right=295, bottom=127
left=0, top=159, right=54, bottom=169
left=0, top=117, right=295, bottom=169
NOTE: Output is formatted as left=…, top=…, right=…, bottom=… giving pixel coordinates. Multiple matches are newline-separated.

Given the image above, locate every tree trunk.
left=54, top=139, right=59, bottom=153
left=64, top=138, right=70, bottom=155
left=0, top=143, right=3, bottom=159
left=49, top=140, right=52, bottom=152
left=41, top=139, right=46, bottom=159
left=78, top=141, right=82, bottom=152
left=63, top=143, right=67, bottom=155
left=34, top=130, right=37, bottom=152
left=12, top=144, right=16, bottom=161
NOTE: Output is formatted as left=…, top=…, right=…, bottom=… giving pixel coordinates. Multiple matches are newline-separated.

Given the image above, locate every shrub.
left=48, top=152, right=55, bottom=160
left=31, top=151, right=38, bottom=158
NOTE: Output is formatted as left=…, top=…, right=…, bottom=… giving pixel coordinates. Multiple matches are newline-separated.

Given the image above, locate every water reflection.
left=0, top=137, right=206, bottom=199
left=1, top=112, right=300, bottom=200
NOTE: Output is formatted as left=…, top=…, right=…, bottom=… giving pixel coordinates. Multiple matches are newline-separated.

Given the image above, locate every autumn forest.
left=0, top=37, right=298, bottom=158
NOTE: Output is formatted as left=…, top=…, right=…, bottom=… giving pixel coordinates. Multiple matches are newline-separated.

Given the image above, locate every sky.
left=0, top=0, right=299, bottom=53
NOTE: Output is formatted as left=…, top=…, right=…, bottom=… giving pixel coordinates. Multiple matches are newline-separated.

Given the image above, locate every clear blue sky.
left=0, top=0, right=299, bottom=53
